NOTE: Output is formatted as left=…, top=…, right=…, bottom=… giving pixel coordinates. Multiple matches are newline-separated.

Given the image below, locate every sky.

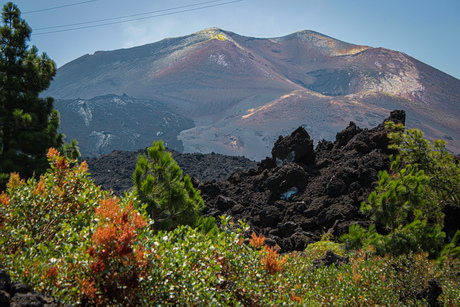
left=4, top=0, right=460, bottom=79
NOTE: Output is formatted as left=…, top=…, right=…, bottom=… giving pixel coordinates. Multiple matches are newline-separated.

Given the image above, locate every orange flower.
left=132, top=212, right=147, bottom=229
left=116, top=242, right=133, bottom=256
left=81, top=278, right=97, bottom=299
left=79, top=160, right=88, bottom=173
left=95, top=198, right=120, bottom=222
left=90, top=259, right=106, bottom=274
left=291, top=293, right=303, bottom=302
left=0, top=192, right=10, bottom=206
left=55, top=157, right=68, bottom=170
left=93, top=224, right=118, bottom=245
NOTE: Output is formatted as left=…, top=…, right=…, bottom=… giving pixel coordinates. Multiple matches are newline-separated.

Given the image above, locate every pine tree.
left=342, top=122, right=460, bottom=259
left=0, top=2, right=63, bottom=189
left=133, top=140, right=204, bottom=230
left=61, top=138, right=81, bottom=161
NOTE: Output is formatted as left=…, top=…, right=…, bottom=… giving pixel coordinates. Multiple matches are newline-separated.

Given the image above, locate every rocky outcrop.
left=0, top=271, right=72, bottom=307
left=312, top=250, right=349, bottom=270
left=199, top=110, right=412, bottom=252
left=416, top=279, right=443, bottom=307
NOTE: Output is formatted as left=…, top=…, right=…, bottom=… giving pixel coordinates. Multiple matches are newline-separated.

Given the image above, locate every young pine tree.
left=133, top=140, right=204, bottom=230
left=0, top=2, right=63, bottom=189
left=342, top=122, right=460, bottom=259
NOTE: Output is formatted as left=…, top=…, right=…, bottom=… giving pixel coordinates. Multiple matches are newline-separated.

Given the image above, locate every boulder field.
left=199, top=110, right=460, bottom=251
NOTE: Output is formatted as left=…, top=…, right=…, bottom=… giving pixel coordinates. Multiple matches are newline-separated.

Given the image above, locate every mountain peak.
left=271, top=29, right=370, bottom=56
left=193, top=27, right=233, bottom=42
left=48, top=28, right=460, bottom=158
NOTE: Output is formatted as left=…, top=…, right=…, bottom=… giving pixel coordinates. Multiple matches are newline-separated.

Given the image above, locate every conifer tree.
left=342, top=122, right=460, bottom=259
left=0, top=2, right=63, bottom=189
left=133, top=140, right=204, bottom=230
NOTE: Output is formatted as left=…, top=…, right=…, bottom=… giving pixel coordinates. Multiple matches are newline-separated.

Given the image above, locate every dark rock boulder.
left=11, top=293, right=45, bottom=307
left=0, top=271, right=71, bottom=307
left=416, top=279, right=443, bottom=307
left=271, top=127, right=315, bottom=166
left=334, top=122, right=362, bottom=149
left=0, top=271, right=11, bottom=293
left=200, top=111, right=405, bottom=252
left=312, top=250, right=350, bottom=270
left=265, top=162, right=309, bottom=196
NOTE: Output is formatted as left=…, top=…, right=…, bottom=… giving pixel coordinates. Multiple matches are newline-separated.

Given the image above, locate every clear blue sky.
left=6, top=0, right=460, bottom=79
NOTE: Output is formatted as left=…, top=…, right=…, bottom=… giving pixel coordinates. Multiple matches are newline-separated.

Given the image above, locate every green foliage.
left=341, top=224, right=377, bottom=252
left=354, top=154, right=446, bottom=257
left=342, top=122, right=460, bottom=260
left=304, top=231, right=344, bottom=259
left=438, top=230, right=460, bottom=264
left=0, top=148, right=110, bottom=300
left=133, top=140, right=204, bottom=230
left=387, top=121, right=460, bottom=208
left=361, top=155, right=441, bottom=231
left=0, top=3, right=64, bottom=189
left=60, top=138, right=81, bottom=161
left=197, top=215, right=220, bottom=238
left=1, top=153, right=459, bottom=305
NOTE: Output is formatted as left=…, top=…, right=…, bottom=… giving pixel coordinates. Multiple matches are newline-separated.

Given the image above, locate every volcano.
left=45, top=28, right=460, bottom=159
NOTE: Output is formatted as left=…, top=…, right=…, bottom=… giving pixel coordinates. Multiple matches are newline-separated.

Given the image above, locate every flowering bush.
left=1, top=149, right=459, bottom=306
left=0, top=149, right=109, bottom=300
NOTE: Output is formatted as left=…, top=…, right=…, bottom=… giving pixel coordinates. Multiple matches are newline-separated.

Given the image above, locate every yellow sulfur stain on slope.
left=213, top=33, right=226, bottom=41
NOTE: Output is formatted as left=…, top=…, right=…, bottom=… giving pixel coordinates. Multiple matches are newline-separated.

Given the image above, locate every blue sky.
left=6, top=0, right=460, bottom=79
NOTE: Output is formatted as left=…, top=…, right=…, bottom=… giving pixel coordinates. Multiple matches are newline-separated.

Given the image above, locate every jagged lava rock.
left=200, top=110, right=410, bottom=252
left=271, top=127, right=316, bottom=166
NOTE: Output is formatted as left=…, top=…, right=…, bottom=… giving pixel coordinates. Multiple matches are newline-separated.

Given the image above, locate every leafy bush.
left=304, top=231, right=344, bottom=259
left=80, top=198, right=151, bottom=306
left=1, top=147, right=459, bottom=306
left=387, top=121, right=460, bottom=210
left=0, top=148, right=109, bottom=300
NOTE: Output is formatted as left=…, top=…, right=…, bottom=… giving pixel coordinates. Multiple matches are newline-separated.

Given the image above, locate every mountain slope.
left=56, top=94, right=194, bottom=157
left=45, top=28, right=460, bottom=159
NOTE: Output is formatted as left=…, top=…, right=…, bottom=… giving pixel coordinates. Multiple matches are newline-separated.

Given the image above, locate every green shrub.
left=304, top=231, right=344, bottom=258
left=0, top=148, right=109, bottom=300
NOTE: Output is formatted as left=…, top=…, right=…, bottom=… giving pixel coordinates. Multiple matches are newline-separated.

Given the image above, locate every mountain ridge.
left=46, top=28, right=460, bottom=159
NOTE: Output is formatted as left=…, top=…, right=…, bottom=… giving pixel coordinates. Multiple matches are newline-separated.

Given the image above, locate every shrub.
left=80, top=198, right=152, bottom=306
left=341, top=122, right=460, bottom=259
left=0, top=148, right=109, bottom=300
left=305, top=231, right=344, bottom=259
left=387, top=121, right=460, bottom=214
